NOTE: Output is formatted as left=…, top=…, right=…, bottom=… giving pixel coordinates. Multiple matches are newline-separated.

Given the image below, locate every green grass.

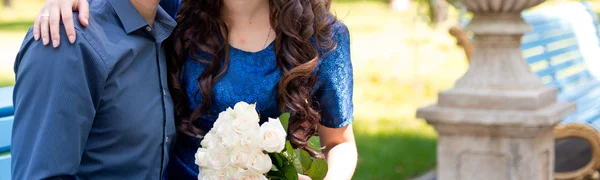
left=353, top=118, right=437, bottom=179
left=0, top=76, right=13, bottom=88
left=0, top=20, right=32, bottom=32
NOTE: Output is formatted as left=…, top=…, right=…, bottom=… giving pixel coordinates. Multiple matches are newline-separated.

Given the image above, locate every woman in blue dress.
left=34, top=0, right=357, bottom=179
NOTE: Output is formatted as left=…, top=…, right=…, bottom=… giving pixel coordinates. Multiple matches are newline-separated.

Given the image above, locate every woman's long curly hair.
left=166, top=0, right=338, bottom=154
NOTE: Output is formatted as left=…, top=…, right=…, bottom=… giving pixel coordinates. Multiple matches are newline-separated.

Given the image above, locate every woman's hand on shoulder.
left=34, top=0, right=89, bottom=48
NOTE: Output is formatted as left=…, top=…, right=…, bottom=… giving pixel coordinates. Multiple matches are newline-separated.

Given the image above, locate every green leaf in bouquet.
left=308, top=136, right=321, bottom=152
left=279, top=113, right=290, bottom=132
left=296, top=149, right=313, bottom=172
left=285, top=141, right=294, bottom=158
left=306, top=158, right=328, bottom=180
left=282, top=164, right=299, bottom=180
left=292, top=156, right=304, bottom=173
left=267, top=169, right=285, bottom=179
left=269, top=153, right=285, bottom=169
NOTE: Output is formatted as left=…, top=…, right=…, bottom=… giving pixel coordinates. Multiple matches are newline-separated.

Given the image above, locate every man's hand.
left=34, top=0, right=89, bottom=47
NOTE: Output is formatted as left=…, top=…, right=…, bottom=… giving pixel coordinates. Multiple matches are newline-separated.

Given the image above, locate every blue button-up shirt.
left=11, top=0, right=176, bottom=179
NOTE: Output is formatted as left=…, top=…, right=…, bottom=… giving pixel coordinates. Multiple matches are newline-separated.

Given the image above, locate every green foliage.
left=412, top=0, right=462, bottom=25
left=282, top=164, right=299, bottom=180
left=269, top=139, right=328, bottom=180
left=0, top=21, right=33, bottom=32
left=279, top=113, right=290, bottom=132
left=306, top=159, right=328, bottom=180
left=353, top=120, right=438, bottom=179
left=307, top=136, right=321, bottom=153
left=270, top=153, right=285, bottom=169
left=269, top=113, right=328, bottom=180
left=333, top=0, right=388, bottom=3
left=295, top=149, right=312, bottom=172
left=285, top=141, right=294, bottom=158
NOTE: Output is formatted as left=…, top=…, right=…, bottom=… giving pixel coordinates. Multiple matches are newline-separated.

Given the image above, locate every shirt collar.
left=106, top=0, right=176, bottom=39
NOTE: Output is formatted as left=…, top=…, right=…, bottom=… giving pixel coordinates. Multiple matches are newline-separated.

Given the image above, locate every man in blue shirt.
left=12, top=0, right=176, bottom=179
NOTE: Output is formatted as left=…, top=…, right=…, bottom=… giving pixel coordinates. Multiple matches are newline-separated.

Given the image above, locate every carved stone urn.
left=416, top=0, right=576, bottom=179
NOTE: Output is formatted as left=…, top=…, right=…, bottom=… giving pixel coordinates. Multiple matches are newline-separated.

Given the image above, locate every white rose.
left=233, top=102, right=260, bottom=122
left=247, top=150, right=273, bottom=174
left=214, top=107, right=235, bottom=129
left=198, top=169, right=217, bottom=180
left=219, top=107, right=236, bottom=120
left=240, top=130, right=261, bottom=148
left=215, top=117, right=235, bottom=135
left=198, top=169, right=227, bottom=180
left=211, top=108, right=235, bottom=137
left=208, top=147, right=230, bottom=170
left=198, top=169, right=210, bottom=180
left=230, top=147, right=252, bottom=166
left=232, top=115, right=260, bottom=134
left=201, top=131, right=223, bottom=149
left=224, top=165, right=247, bottom=179
left=195, top=148, right=209, bottom=167
left=217, top=127, right=241, bottom=147
left=211, top=170, right=229, bottom=180
left=236, top=170, right=268, bottom=180
left=258, top=118, right=287, bottom=153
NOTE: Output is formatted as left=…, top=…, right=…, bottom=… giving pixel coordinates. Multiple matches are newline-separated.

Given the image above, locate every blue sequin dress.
left=165, top=22, right=354, bottom=179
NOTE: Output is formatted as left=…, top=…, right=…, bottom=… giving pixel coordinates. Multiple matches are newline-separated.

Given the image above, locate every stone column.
left=416, top=0, right=576, bottom=179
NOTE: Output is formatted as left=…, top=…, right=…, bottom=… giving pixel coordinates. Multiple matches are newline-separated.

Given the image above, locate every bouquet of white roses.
left=195, top=102, right=328, bottom=180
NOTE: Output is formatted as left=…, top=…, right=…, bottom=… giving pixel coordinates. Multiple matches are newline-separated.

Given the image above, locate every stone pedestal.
left=416, top=0, right=576, bottom=179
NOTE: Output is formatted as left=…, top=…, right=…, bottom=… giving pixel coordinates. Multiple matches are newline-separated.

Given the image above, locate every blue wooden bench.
left=0, top=86, right=14, bottom=180
left=521, top=2, right=600, bottom=128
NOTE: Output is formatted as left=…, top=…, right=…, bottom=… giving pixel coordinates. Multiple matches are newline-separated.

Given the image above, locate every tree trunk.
left=432, top=0, right=448, bottom=26
left=3, top=0, right=10, bottom=7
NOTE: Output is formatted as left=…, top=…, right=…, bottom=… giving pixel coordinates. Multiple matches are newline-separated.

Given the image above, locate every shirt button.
left=165, top=136, right=169, bottom=143
left=163, top=90, right=166, bottom=96
left=145, top=26, right=152, bottom=32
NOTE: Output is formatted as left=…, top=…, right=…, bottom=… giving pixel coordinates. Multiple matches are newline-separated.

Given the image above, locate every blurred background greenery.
left=2, top=0, right=599, bottom=179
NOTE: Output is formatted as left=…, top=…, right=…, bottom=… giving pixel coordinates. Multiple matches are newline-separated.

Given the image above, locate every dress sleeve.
left=159, top=0, right=181, bottom=19
left=314, top=22, right=354, bottom=128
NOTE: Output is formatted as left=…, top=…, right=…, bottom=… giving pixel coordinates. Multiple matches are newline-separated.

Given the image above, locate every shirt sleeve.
left=11, top=29, right=107, bottom=180
left=314, top=22, right=354, bottom=128
left=159, top=0, right=181, bottom=19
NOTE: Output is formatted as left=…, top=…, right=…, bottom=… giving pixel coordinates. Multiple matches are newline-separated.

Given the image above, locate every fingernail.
left=68, top=35, right=75, bottom=43
left=42, top=38, right=49, bottom=45
left=84, top=19, right=89, bottom=26
left=52, top=40, right=59, bottom=48
left=34, top=34, right=39, bottom=41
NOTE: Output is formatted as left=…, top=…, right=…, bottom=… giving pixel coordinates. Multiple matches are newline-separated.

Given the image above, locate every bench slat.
left=522, top=32, right=576, bottom=50
left=557, top=80, right=600, bottom=101
left=523, top=12, right=564, bottom=25
left=530, top=20, right=572, bottom=32
left=0, top=116, right=13, bottom=153
left=553, top=70, right=592, bottom=89
left=0, top=154, right=10, bottom=180
left=534, top=57, right=585, bottom=78
left=557, top=85, right=600, bottom=130
left=525, top=45, right=579, bottom=64
left=572, top=88, right=600, bottom=111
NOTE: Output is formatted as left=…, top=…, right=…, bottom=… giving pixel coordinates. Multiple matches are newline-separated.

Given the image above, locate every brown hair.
left=166, top=0, right=338, bottom=154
